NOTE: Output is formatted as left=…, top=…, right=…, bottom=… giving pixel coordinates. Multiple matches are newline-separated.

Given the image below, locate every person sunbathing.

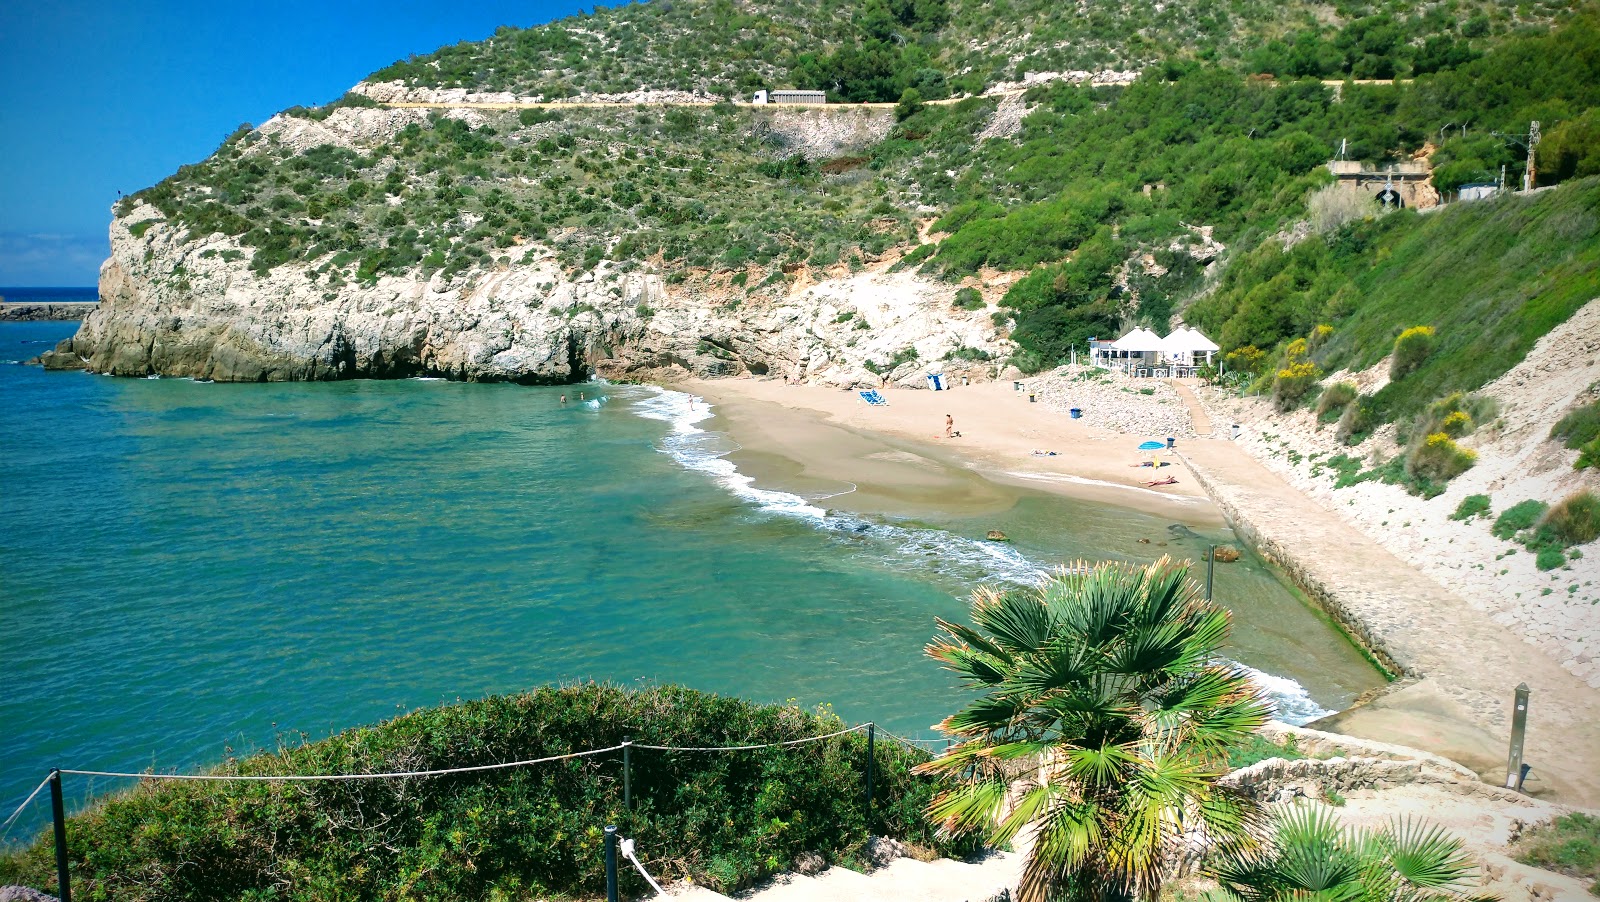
left=1146, top=476, right=1178, bottom=487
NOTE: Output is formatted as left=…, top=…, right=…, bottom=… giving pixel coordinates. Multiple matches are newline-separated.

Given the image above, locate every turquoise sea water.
left=0, top=320, right=1379, bottom=842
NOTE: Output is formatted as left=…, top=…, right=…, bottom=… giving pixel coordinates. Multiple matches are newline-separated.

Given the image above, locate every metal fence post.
left=864, top=724, right=875, bottom=826
left=604, top=824, right=618, bottom=902
left=1505, top=683, right=1531, bottom=791
left=622, top=737, right=632, bottom=810
left=50, top=768, right=70, bottom=902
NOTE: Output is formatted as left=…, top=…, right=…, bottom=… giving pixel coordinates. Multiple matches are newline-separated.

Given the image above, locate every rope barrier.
left=632, top=723, right=868, bottom=752
left=57, top=745, right=627, bottom=783
left=0, top=773, right=56, bottom=843
left=619, top=836, right=665, bottom=897
left=15, top=722, right=876, bottom=797
left=875, top=728, right=951, bottom=752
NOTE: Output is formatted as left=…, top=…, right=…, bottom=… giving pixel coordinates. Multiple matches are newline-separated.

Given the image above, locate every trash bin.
left=1029, top=392, right=1036, bottom=403
left=1166, top=437, right=1175, bottom=450
left=1231, top=424, right=1241, bottom=440
left=1070, top=408, right=1081, bottom=419
left=1013, top=381, right=1024, bottom=391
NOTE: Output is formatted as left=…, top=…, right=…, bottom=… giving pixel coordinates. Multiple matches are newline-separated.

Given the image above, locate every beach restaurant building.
left=1088, top=327, right=1219, bottom=377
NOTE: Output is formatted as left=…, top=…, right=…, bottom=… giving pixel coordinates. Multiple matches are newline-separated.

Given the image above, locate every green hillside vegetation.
left=367, top=0, right=1574, bottom=103
left=115, top=3, right=1600, bottom=391
left=1190, top=177, right=1600, bottom=427
left=0, top=684, right=963, bottom=902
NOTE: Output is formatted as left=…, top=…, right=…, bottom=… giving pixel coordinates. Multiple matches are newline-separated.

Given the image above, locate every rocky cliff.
left=43, top=202, right=1006, bottom=386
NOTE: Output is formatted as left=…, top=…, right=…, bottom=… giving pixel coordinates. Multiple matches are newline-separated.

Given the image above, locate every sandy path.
left=1180, top=438, right=1600, bottom=808
left=1167, top=379, right=1214, bottom=435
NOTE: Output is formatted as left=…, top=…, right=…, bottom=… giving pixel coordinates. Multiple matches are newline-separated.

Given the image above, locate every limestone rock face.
left=55, top=204, right=1009, bottom=386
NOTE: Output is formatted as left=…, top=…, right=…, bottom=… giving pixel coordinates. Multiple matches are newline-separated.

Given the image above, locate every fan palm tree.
left=1210, top=804, right=1497, bottom=901
left=918, top=557, right=1271, bottom=902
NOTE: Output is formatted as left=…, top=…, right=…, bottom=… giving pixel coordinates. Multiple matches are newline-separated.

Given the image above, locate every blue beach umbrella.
left=1137, top=440, right=1166, bottom=451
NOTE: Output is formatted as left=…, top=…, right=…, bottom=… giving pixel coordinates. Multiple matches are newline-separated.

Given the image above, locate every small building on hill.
left=1327, top=159, right=1438, bottom=209
left=752, top=89, right=827, bottom=105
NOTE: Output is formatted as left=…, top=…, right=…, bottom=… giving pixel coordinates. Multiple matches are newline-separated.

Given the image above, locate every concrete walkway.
left=1178, top=438, right=1600, bottom=807
left=668, top=849, right=1021, bottom=902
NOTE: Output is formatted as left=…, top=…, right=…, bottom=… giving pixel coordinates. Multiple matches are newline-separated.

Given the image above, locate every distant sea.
left=0, top=286, right=98, bottom=303
left=0, top=319, right=1381, bottom=843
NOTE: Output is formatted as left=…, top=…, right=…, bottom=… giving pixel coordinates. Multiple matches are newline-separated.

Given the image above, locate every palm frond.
left=1383, top=817, right=1483, bottom=892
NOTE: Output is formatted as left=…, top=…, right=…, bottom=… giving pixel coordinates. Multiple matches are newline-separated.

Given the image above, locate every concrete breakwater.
left=1178, top=438, right=1600, bottom=807
left=1, top=302, right=98, bottom=322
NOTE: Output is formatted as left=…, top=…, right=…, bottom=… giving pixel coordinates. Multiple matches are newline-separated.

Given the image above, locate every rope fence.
left=2, top=720, right=956, bottom=902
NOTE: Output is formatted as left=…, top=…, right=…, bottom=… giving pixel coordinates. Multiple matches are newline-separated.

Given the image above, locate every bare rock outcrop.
left=48, top=205, right=1009, bottom=386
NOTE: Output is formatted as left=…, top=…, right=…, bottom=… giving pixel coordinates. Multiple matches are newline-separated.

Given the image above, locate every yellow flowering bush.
left=1441, top=410, right=1472, bottom=437
left=1408, top=431, right=1477, bottom=481
left=1391, top=325, right=1436, bottom=380
left=1272, top=360, right=1319, bottom=411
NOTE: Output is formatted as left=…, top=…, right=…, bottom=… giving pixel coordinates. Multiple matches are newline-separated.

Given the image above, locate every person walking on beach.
left=945, top=414, right=954, bottom=438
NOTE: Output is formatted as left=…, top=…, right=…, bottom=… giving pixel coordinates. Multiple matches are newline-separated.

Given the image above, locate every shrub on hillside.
left=1307, top=184, right=1378, bottom=233
left=1335, top=397, right=1373, bottom=445
left=1307, top=324, right=1334, bottom=353
left=1552, top=399, right=1600, bottom=449
left=1317, top=380, right=1359, bottom=417
left=1536, top=547, right=1568, bottom=570
left=1407, top=432, right=1476, bottom=482
left=1225, top=345, right=1267, bottom=375
left=1539, top=490, right=1600, bottom=546
left=1440, top=410, right=1472, bottom=437
left=952, top=286, right=984, bottom=310
left=0, top=684, right=967, bottom=901
left=1493, top=499, right=1550, bottom=540
left=1450, top=493, right=1492, bottom=521
left=1273, top=360, right=1319, bottom=411
left=1390, top=325, right=1436, bottom=380
left=1579, top=438, right=1600, bottom=470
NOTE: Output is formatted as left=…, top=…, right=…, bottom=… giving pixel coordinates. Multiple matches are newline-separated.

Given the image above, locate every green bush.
left=1272, top=361, right=1319, bottom=412
left=1493, top=499, right=1550, bottom=540
left=0, top=685, right=967, bottom=901
left=1539, top=490, right=1600, bottom=546
left=952, top=286, right=984, bottom=310
left=1537, top=547, right=1568, bottom=570
left=1512, top=812, right=1600, bottom=895
left=1579, top=437, right=1600, bottom=470
left=1390, top=325, right=1436, bottom=380
left=1316, top=380, right=1359, bottom=417
left=1406, top=432, right=1475, bottom=482
left=1449, top=494, right=1492, bottom=521
left=1227, top=734, right=1311, bottom=770
left=1335, top=398, right=1372, bottom=445
left=1552, top=400, right=1600, bottom=450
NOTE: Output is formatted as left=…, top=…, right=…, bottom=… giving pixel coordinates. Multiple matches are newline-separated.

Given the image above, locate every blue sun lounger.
left=859, top=390, right=889, bottom=406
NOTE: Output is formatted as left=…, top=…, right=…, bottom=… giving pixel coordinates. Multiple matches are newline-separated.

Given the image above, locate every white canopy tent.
left=1158, top=327, right=1219, bottom=366
left=1112, top=328, right=1165, bottom=352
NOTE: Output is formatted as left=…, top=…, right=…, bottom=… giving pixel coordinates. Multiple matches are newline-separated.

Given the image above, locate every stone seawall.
left=1181, top=447, right=1407, bottom=679
left=1, top=302, right=98, bottom=322
left=1176, top=437, right=1600, bottom=806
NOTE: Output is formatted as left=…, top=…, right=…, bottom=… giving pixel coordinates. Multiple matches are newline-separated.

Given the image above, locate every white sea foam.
left=628, top=385, right=1335, bottom=725
left=1240, top=664, right=1334, bottom=725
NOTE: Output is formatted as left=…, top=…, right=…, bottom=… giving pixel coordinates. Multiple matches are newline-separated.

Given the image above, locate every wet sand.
left=682, top=378, right=1222, bottom=526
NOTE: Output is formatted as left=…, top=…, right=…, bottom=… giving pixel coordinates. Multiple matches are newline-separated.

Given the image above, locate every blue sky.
left=0, top=1, right=592, bottom=286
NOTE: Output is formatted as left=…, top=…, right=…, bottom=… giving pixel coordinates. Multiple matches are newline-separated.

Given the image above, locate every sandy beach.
left=681, top=377, right=1222, bottom=525
left=679, top=372, right=1600, bottom=811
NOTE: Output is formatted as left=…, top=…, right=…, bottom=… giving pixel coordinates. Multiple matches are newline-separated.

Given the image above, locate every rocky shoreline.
left=1, top=302, right=97, bottom=322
